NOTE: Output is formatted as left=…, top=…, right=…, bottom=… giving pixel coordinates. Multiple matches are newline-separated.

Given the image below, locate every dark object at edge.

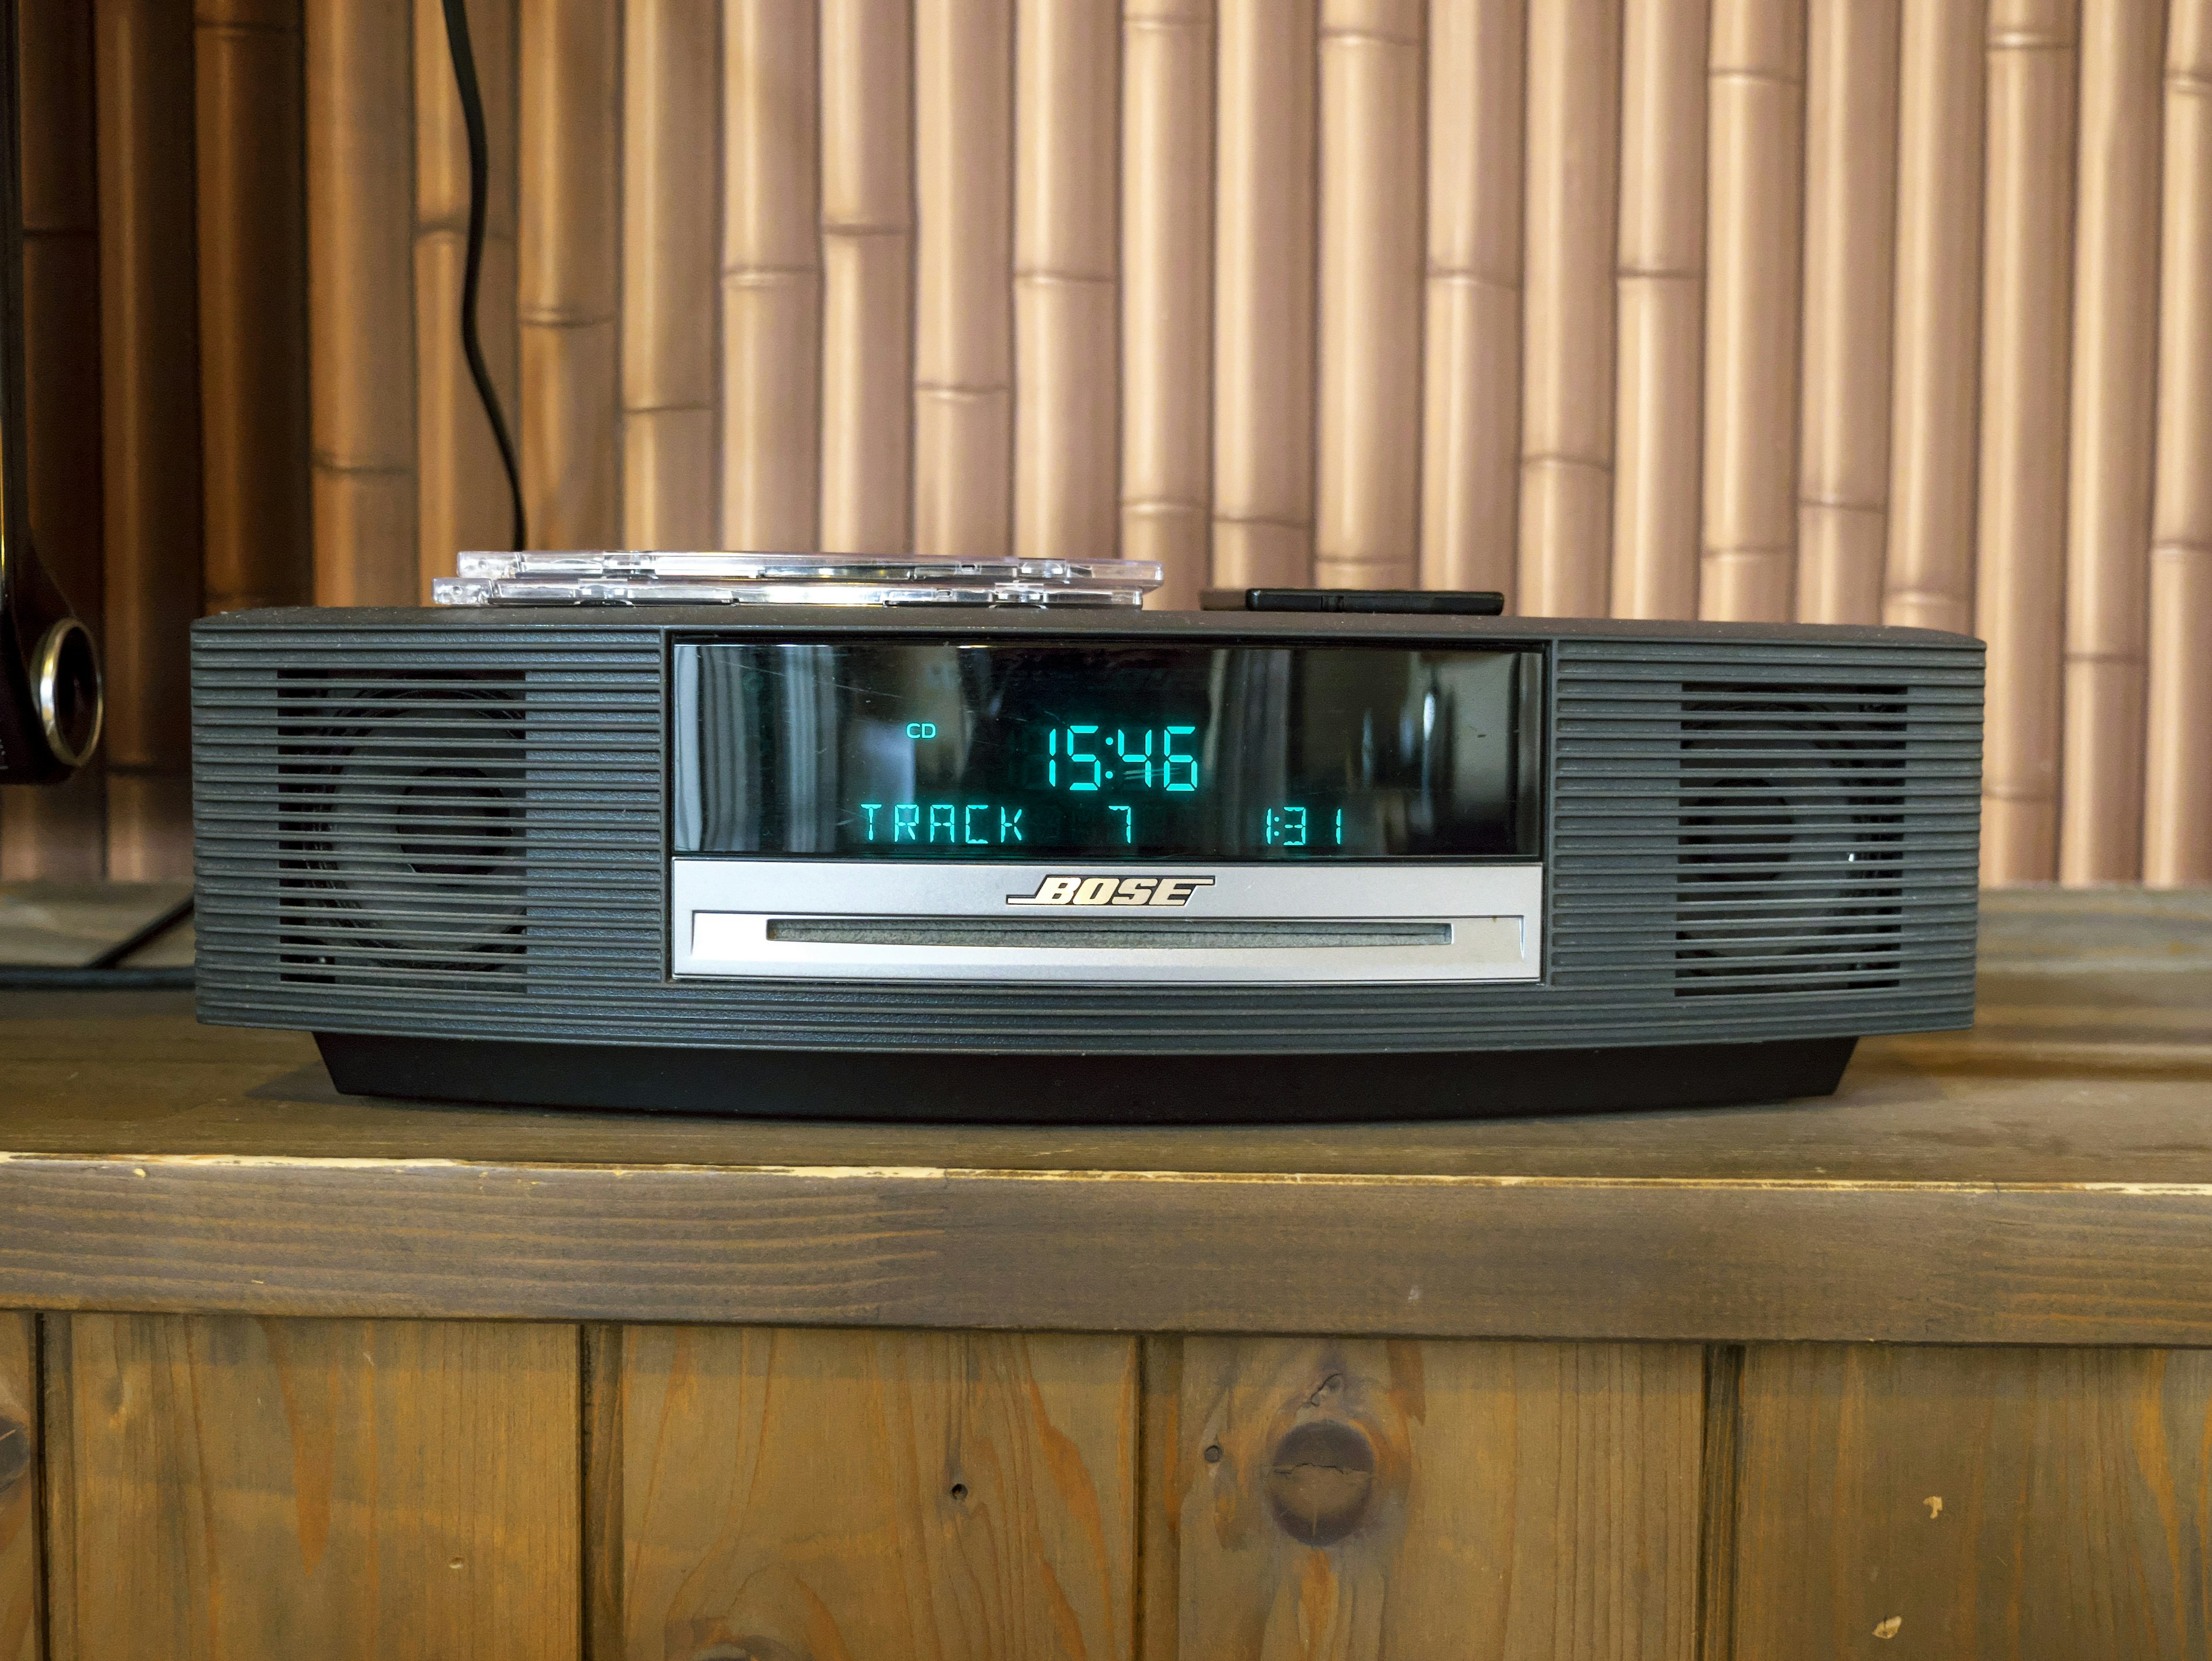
left=0, top=3, right=101, bottom=782
left=1201, top=589, right=1508, bottom=616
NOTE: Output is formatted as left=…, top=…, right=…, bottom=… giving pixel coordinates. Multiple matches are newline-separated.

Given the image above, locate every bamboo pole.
left=1422, top=0, right=1521, bottom=599
left=1796, top=0, right=1897, bottom=626
left=416, top=0, right=518, bottom=585
left=1884, top=0, right=1984, bottom=635
left=1611, top=0, right=1705, bottom=619
left=197, top=0, right=311, bottom=613
left=520, top=0, right=619, bottom=550
left=1520, top=0, right=1620, bottom=618
left=2145, top=0, right=2212, bottom=885
left=305, top=0, right=415, bottom=604
left=1700, top=0, right=1802, bottom=623
left=1212, top=0, right=1317, bottom=588
left=1014, top=0, right=1119, bottom=565
left=1314, top=0, right=1421, bottom=591
left=1121, top=0, right=1211, bottom=605
left=914, top=0, right=1014, bottom=559
left=2057, top=0, right=2163, bottom=884
left=95, top=0, right=203, bottom=879
left=622, top=0, right=718, bottom=549
left=820, top=0, right=914, bottom=557
left=4, top=0, right=104, bottom=878
left=1975, top=0, right=2077, bottom=885
left=723, top=0, right=821, bottom=553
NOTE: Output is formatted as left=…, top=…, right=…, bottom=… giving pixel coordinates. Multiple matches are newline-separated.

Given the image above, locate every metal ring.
left=32, top=615, right=101, bottom=768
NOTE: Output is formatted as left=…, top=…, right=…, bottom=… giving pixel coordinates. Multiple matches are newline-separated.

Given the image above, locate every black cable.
left=440, top=0, right=527, bottom=553
left=86, top=893, right=193, bottom=970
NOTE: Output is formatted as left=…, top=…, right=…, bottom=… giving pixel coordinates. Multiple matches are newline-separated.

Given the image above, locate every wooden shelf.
left=1, top=888, right=2206, bottom=1343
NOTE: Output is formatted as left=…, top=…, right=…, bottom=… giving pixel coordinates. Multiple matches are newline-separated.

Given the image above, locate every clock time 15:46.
left=1041, top=725, right=1200, bottom=792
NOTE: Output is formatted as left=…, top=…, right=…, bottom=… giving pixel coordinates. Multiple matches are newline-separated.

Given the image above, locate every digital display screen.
left=672, top=640, right=1542, bottom=861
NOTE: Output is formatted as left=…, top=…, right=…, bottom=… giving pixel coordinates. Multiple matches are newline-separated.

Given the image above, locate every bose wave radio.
left=190, top=569, right=1982, bottom=1122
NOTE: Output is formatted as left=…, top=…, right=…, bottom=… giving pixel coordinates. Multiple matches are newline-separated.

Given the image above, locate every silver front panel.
left=671, top=859, right=1543, bottom=982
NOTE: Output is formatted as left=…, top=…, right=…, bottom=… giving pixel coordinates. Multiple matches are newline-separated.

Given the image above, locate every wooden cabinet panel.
left=0, top=1316, right=37, bottom=1661
left=1732, top=1344, right=2212, bottom=1658
left=605, top=1326, right=1137, bottom=1661
left=44, top=1314, right=578, bottom=1660
left=1145, top=1338, right=1707, bottom=1661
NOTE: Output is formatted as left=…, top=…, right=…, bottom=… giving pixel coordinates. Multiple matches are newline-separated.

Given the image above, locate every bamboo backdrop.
left=2, top=0, right=2209, bottom=888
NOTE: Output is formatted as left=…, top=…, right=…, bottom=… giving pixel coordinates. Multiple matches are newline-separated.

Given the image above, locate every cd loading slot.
left=764, top=918, right=1455, bottom=949
left=680, top=908, right=1534, bottom=982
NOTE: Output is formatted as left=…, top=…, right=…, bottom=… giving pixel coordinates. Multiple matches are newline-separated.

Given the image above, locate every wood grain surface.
left=1121, top=0, right=1212, bottom=606
left=1730, top=1344, right=2212, bottom=1658
left=620, top=0, right=719, bottom=550
left=1796, top=0, right=1897, bottom=628
left=1884, top=0, right=1985, bottom=637
left=0, top=1316, right=36, bottom=1661
left=1976, top=0, right=2078, bottom=884
left=914, top=0, right=1016, bottom=561
left=1014, top=0, right=1120, bottom=569
left=1313, top=0, right=1422, bottom=592
left=44, top=1314, right=577, bottom=1660
left=721, top=0, right=822, bottom=554
left=305, top=0, right=415, bottom=608
left=1611, top=0, right=1705, bottom=622
left=1211, top=0, right=1316, bottom=589
left=1139, top=1337, right=1181, bottom=1660
left=1151, top=1338, right=1703, bottom=1660
left=11, top=1149, right=2212, bottom=1345
left=1518, top=0, right=1619, bottom=620
left=2146, top=0, right=2212, bottom=887
left=195, top=0, right=310, bottom=615
left=2059, top=0, right=2164, bottom=884
left=1700, top=0, right=1803, bottom=625
left=519, top=0, right=620, bottom=551
left=820, top=0, right=915, bottom=558
left=609, top=1325, right=1135, bottom=1660
left=93, top=0, right=202, bottom=879
left=305, top=0, right=415, bottom=610
left=1421, top=0, right=1523, bottom=600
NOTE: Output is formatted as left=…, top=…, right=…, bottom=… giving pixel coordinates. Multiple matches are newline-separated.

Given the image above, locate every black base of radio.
left=314, top=1032, right=1859, bottom=1123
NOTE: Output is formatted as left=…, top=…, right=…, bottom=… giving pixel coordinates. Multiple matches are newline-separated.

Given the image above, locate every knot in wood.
left=0, top=1417, right=26, bottom=1501
left=1264, top=1419, right=1376, bottom=1546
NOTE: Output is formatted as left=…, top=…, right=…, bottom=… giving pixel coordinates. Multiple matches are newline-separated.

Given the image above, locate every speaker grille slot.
left=1673, top=682, right=1907, bottom=996
left=274, top=669, right=530, bottom=987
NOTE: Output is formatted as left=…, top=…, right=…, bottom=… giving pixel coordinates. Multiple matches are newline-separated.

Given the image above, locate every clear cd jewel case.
left=433, top=551, right=1164, bottom=609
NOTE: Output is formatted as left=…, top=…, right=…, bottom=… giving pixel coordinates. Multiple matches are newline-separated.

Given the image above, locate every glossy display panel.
left=672, top=640, right=1543, bottom=861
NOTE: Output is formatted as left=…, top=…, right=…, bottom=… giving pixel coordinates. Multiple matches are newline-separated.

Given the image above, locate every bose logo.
left=1005, top=875, right=1216, bottom=909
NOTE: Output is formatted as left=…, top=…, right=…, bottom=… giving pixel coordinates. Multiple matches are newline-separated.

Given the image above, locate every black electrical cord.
left=440, top=0, right=527, bottom=552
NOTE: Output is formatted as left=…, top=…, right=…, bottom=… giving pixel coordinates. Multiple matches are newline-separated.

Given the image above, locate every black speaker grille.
left=1672, top=683, right=1908, bottom=996
left=1547, top=638, right=1980, bottom=1026
left=274, top=670, right=530, bottom=988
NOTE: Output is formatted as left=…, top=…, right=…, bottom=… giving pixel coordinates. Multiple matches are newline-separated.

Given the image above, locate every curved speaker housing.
left=191, top=608, right=1981, bottom=1122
